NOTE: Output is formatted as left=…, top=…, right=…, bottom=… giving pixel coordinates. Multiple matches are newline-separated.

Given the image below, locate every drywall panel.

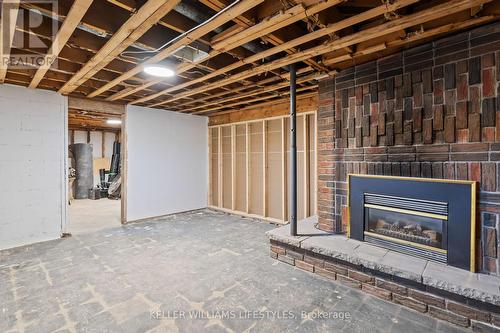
left=126, top=105, right=208, bottom=221
left=0, top=84, right=67, bottom=250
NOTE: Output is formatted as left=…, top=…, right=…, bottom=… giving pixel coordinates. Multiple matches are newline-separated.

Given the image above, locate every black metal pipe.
left=290, top=63, right=297, bottom=236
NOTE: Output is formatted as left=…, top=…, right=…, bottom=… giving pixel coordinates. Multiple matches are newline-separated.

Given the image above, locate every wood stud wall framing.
left=209, top=113, right=316, bottom=223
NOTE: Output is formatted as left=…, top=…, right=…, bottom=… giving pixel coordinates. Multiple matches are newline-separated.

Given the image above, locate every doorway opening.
left=67, top=107, right=123, bottom=235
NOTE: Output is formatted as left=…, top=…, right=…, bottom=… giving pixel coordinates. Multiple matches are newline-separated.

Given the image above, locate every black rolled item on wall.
left=99, top=168, right=106, bottom=187
left=108, top=141, right=121, bottom=182
left=112, top=141, right=121, bottom=155
left=70, top=143, right=94, bottom=199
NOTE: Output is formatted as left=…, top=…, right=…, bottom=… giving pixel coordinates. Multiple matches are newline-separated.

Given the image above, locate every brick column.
left=317, top=78, right=339, bottom=232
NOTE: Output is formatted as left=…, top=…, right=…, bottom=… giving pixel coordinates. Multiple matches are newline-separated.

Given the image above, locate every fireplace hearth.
left=348, top=175, right=476, bottom=271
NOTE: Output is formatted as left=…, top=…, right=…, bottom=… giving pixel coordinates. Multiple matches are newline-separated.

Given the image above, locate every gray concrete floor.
left=69, top=198, right=121, bottom=235
left=0, top=209, right=470, bottom=333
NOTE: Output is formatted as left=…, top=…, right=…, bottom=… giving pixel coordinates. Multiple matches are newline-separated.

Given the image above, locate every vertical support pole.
left=304, top=115, right=310, bottom=218
left=231, top=125, right=236, bottom=211
left=86, top=131, right=91, bottom=144
left=120, top=113, right=127, bottom=224
left=314, top=113, right=318, bottom=215
left=262, top=120, right=267, bottom=217
left=218, top=127, right=223, bottom=208
left=290, top=63, right=297, bottom=236
left=245, top=123, right=250, bottom=213
left=281, top=118, right=287, bottom=222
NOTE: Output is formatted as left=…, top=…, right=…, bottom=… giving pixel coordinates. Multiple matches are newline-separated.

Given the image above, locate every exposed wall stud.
left=304, top=115, right=310, bottom=217
left=231, top=125, right=236, bottom=211
left=246, top=123, right=250, bottom=213
left=262, top=119, right=267, bottom=217
left=281, top=117, right=287, bottom=221
left=218, top=127, right=223, bottom=207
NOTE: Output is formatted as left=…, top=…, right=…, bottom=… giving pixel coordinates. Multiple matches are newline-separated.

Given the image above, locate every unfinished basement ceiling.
left=2, top=0, right=499, bottom=116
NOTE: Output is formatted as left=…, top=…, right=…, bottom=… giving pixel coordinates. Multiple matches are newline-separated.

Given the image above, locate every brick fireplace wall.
left=317, top=22, right=500, bottom=275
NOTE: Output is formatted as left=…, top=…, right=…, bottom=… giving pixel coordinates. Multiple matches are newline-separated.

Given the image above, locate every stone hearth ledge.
left=266, top=216, right=500, bottom=306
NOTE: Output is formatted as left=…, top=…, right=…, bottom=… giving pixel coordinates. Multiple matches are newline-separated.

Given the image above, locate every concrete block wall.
left=0, top=84, right=67, bottom=250
left=316, top=22, right=500, bottom=275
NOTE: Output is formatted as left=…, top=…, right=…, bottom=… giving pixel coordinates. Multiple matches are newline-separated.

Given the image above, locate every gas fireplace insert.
left=348, top=175, right=476, bottom=272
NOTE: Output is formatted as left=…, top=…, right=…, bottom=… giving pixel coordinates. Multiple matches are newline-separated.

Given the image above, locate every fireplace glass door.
left=363, top=193, right=448, bottom=262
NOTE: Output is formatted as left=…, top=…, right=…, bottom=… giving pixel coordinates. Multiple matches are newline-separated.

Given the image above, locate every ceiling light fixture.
left=143, top=65, right=175, bottom=78
left=107, top=119, right=122, bottom=125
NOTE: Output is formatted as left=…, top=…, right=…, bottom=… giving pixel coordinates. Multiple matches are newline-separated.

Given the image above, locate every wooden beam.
left=68, top=97, right=125, bottom=114
left=150, top=0, right=491, bottom=107
left=59, top=0, right=181, bottom=94
left=87, top=0, right=264, bottom=98
left=108, top=0, right=344, bottom=102
left=208, top=95, right=317, bottom=126
left=323, top=15, right=498, bottom=68
left=0, top=0, right=20, bottom=83
left=29, top=0, right=94, bottom=89
left=188, top=72, right=331, bottom=114
left=193, top=85, right=319, bottom=115
left=212, top=0, right=343, bottom=53
left=131, top=0, right=415, bottom=105
left=173, top=67, right=314, bottom=110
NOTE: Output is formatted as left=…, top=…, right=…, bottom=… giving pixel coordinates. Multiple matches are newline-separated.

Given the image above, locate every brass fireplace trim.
left=364, top=231, right=448, bottom=255
left=363, top=203, right=448, bottom=221
left=347, top=174, right=477, bottom=272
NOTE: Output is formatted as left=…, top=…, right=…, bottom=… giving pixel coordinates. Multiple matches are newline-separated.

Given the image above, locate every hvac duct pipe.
left=290, top=63, right=297, bottom=236
left=71, top=143, right=94, bottom=199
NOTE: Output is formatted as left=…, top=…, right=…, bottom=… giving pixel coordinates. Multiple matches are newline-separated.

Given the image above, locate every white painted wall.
left=126, top=105, right=208, bottom=221
left=0, top=84, right=67, bottom=250
left=72, top=130, right=116, bottom=157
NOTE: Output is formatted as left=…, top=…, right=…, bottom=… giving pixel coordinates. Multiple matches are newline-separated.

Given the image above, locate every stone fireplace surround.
left=267, top=217, right=500, bottom=331
left=316, top=22, right=500, bottom=276
left=267, top=22, right=500, bottom=332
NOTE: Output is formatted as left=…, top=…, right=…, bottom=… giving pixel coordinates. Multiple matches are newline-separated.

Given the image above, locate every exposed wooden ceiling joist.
left=150, top=0, right=493, bottom=108
left=29, top=0, right=94, bottom=89
left=86, top=0, right=264, bottom=98
left=1, top=0, right=498, bottom=118
left=0, top=0, right=20, bottom=83
left=130, top=0, right=419, bottom=105
left=58, top=0, right=181, bottom=94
